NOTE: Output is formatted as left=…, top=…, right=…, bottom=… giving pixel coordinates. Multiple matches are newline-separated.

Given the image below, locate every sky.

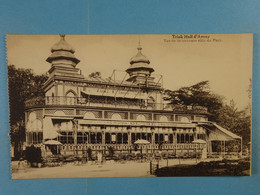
left=6, top=34, right=252, bottom=109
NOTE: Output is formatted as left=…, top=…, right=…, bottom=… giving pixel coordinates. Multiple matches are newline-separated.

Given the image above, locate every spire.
left=137, top=40, right=142, bottom=51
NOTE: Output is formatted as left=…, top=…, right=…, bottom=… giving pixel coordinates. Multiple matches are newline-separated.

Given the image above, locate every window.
left=117, top=133, right=122, bottom=144
left=159, top=134, right=164, bottom=142
left=136, top=133, right=141, bottom=140
left=97, top=132, right=102, bottom=144
left=66, top=91, right=76, bottom=105
left=180, top=116, right=190, bottom=122
left=68, top=132, right=74, bottom=144
left=141, top=133, right=147, bottom=140
left=155, top=134, right=159, bottom=144
left=185, top=134, right=189, bottom=143
left=169, top=134, right=173, bottom=143
left=136, top=114, right=146, bottom=121
left=60, top=132, right=67, bottom=144
left=147, top=133, right=152, bottom=143
left=84, top=112, right=95, bottom=119
left=181, top=134, right=184, bottom=143
left=105, top=133, right=111, bottom=144
left=77, top=132, right=83, bottom=144
left=131, top=133, right=136, bottom=144
left=190, top=134, right=194, bottom=142
left=111, top=113, right=122, bottom=120
left=160, top=116, right=168, bottom=122
left=123, top=133, right=128, bottom=144
left=90, top=133, right=96, bottom=144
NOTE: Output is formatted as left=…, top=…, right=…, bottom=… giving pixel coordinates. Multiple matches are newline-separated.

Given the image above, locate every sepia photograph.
left=7, top=34, right=252, bottom=179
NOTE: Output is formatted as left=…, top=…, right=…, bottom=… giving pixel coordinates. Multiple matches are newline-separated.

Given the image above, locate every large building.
left=25, top=35, right=241, bottom=158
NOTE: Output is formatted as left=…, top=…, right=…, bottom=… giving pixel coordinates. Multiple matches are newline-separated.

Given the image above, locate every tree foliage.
left=164, top=80, right=251, bottom=146
left=89, top=72, right=101, bottom=78
left=8, top=65, right=48, bottom=146
left=164, top=81, right=223, bottom=120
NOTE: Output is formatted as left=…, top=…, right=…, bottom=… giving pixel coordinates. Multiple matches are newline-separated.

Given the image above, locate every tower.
left=43, top=35, right=84, bottom=94
left=45, top=35, right=84, bottom=81
left=126, top=42, right=155, bottom=86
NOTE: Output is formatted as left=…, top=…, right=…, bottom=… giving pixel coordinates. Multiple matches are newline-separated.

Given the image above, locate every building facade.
left=25, top=35, right=241, bottom=158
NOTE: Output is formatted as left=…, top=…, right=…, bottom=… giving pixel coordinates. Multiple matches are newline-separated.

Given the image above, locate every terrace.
left=25, top=96, right=208, bottom=114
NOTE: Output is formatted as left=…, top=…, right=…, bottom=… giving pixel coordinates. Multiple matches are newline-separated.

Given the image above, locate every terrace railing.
left=25, top=96, right=208, bottom=114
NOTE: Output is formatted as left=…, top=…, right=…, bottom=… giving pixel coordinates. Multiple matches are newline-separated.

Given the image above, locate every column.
left=102, top=128, right=105, bottom=154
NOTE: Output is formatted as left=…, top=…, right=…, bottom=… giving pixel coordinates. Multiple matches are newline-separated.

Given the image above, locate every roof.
left=130, top=47, right=150, bottom=65
left=207, top=123, right=241, bottom=141
left=51, top=35, right=75, bottom=53
left=213, top=123, right=241, bottom=139
left=127, top=46, right=154, bottom=73
left=46, top=35, right=80, bottom=64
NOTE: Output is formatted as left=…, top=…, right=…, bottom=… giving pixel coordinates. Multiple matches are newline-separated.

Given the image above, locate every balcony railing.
left=25, top=96, right=208, bottom=113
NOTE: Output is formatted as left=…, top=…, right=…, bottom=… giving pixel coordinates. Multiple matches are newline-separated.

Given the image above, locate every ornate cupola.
left=45, top=35, right=84, bottom=81
left=126, top=42, right=155, bottom=85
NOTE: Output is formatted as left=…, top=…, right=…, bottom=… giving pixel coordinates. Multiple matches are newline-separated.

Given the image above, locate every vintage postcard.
left=7, top=34, right=252, bottom=179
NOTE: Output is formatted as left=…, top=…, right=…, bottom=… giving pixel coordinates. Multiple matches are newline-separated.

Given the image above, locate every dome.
left=46, top=35, right=80, bottom=64
left=51, top=35, right=75, bottom=53
left=127, top=44, right=154, bottom=74
left=129, top=46, right=150, bottom=65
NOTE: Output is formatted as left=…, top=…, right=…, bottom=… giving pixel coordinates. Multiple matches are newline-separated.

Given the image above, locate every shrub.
left=25, top=145, right=42, bottom=166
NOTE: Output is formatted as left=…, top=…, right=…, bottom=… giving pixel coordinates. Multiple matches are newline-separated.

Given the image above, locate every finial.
left=137, top=40, right=142, bottom=52
left=60, top=34, right=65, bottom=40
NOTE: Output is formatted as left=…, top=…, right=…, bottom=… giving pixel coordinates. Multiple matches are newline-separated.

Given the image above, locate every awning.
left=43, top=117, right=61, bottom=140
left=44, top=140, right=62, bottom=145
left=192, top=139, right=206, bottom=144
left=208, top=123, right=241, bottom=141
left=134, top=139, right=150, bottom=144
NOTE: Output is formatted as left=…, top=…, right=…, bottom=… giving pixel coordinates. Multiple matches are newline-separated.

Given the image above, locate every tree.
left=8, top=65, right=48, bottom=158
left=89, top=72, right=101, bottom=78
left=216, top=100, right=251, bottom=147
left=164, top=81, right=223, bottom=120
left=165, top=80, right=251, bottom=147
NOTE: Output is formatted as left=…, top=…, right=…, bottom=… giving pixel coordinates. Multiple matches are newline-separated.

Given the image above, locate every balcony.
left=25, top=96, right=208, bottom=114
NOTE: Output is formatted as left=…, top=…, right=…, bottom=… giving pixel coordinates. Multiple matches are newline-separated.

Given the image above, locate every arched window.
left=111, top=113, right=122, bottom=120
left=136, top=114, right=146, bottom=121
left=180, top=116, right=190, bottom=122
left=28, top=112, right=37, bottom=121
left=177, top=134, right=180, bottom=143
left=84, top=112, right=95, bottom=119
left=159, top=115, right=168, bottom=122
left=53, top=110, right=66, bottom=116
left=66, top=90, right=76, bottom=105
